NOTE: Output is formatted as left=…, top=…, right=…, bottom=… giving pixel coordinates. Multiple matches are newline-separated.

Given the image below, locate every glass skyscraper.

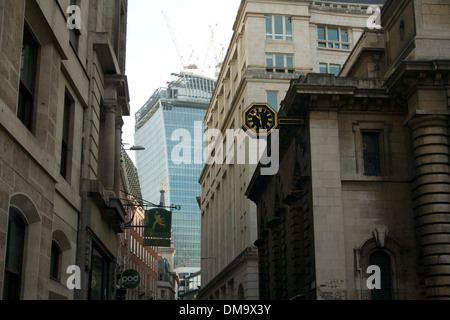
left=135, top=73, right=215, bottom=269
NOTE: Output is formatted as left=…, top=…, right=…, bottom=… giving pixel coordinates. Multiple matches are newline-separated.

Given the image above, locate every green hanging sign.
left=121, top=269, right=140, bottom=289
left=143, top=238, right=171, bottom=247
left=144, top=208, right=172, bottom=239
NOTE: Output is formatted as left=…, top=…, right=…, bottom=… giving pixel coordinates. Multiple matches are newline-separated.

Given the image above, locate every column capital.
left=115, top=117, right=124, bottom=129
left=104, top=104, right=117, bottom=114
left=404, top=112, right=448, bottom=129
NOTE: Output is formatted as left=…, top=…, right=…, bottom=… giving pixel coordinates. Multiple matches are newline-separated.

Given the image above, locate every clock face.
left=243, top=103, right=278, bottom=136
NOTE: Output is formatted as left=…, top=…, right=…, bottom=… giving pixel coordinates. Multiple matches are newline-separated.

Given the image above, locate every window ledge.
left=318, top=47, right=351, bottom=53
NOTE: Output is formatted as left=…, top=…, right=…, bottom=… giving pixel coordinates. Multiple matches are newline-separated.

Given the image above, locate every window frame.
left=3, top=206, right=26, bottom=300
left=317, top=25, right=350, bottom=50
left=369, top=250, right=394, bottom=300
left=60, top=92, right=74, bottom=181
left=352, top=121, right=391, bottom=177
left=266, top=91, right=278, bottom=112
left=319, top=62, right=341, bottom=76
left=266, top=53, right=294, bottom=73
left=362, top=131, right=383, bottom=176
left=88, top=245, right=111, bottom=300
left=265, top=15, right=292, bottom=41
left=50, top=241, right=62, bottom=282
left=68, top=0, right=81, bottom=52
left=18, top=26, right=39, bottom=132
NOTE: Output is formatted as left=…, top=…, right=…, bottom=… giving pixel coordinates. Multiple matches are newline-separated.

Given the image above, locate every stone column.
left=114, top=116, right=124, bottom=197
left=408, top=114, right=450, bottom=299
left=309, top=110, right=347, bottom=300
left=102, top=89, right=117, bottom=194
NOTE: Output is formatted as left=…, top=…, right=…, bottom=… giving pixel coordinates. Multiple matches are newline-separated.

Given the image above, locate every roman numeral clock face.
left=243, top=103, right=278, bottom=137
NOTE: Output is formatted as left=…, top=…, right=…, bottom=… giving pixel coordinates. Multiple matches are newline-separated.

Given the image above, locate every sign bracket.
left=119, top=190, right=181, bottom=230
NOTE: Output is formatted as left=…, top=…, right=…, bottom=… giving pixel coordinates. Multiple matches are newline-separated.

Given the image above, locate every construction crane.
left=203, top=24, right=225, bottom=78
left=162, top=11, right=198, bottom=72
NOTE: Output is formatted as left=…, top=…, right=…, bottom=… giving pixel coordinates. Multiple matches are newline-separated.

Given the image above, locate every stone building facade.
left=198, top=0, right=383, bottom=300
left=0, top=0, right=129, bottom=300
left=246, top=0, right=450, bottom=300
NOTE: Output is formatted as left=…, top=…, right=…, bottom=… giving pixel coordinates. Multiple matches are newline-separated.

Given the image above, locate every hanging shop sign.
left=121, top=269, right=140, bottom=289
left=143, top=238, right=171, bottom=247
left=144, top=208, right=172, bottom=238
left=143, top=208, right=172, bottom=247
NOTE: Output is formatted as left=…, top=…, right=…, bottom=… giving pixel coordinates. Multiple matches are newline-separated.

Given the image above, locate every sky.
left=123, top=0, right=242, bottom=152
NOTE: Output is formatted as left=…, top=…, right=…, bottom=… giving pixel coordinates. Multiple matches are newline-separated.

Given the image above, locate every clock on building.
left=242, top=103, right=278, bottom=136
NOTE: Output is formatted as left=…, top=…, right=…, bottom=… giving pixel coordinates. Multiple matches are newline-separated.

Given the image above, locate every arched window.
left=2, top=207, right=26, bottom=300
left=369, top=251, right=393, bottom=300
left=50, top=241, right=62, bottom=281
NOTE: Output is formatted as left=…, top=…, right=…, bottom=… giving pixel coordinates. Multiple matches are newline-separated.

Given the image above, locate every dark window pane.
left=265, top=16, right=272, bottom=36
left=274, top=16, right=283, bottom=36
left=267, top=92, right=278, bottom=112
left=266, top=54, right=273, bottom=67
left=319, top=63, right=327, bottom=74
left=275, top=55, right=284, bottom=67
left=17, top=88, right=33, bottom=130
left=285, top=17, right=292, bottom=37
left=318, top=27, right=325, bottom=40
left=363, top=132, right=381, bottom=174
left=2, top=272, right=20, bottom=301
left=5, top=208, right=25, bottom=272
left=286, top=55, right=293, bottom=68
left=20, top=33, right=36, bottom=90
left=329, top=64, right=340, bottom=76
left=50, top=242, right=61, bottom=280
left=61, top=95, right=72, bottom=179
left=341, top=29, right=348, bottom=42
left=370, top=251, right=393, bottom=300
left=3, top=207, right=25, bottom=300
left=18, top=28, right=37, bottom=131
left=89, top=247, right=110, bottom=300
left=328, top=28, right=338, bottom=41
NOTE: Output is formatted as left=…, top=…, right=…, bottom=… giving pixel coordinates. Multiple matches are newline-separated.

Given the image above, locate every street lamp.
left=124, top=145, right=145, bottom=151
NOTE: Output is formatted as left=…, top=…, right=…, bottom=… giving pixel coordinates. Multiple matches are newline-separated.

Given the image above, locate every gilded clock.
left=242, top=103, right=278, bottom=136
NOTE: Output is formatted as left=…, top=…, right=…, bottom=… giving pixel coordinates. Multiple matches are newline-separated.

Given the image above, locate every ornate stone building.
left=0, top=0, right=129, bottom=300
left=246, top=0, right=450, bottom=300
left=198, top=0, right=383, bottom=300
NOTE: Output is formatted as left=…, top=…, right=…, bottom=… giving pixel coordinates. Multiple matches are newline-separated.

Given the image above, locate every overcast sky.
left=123, top=0, right=241, bottom=151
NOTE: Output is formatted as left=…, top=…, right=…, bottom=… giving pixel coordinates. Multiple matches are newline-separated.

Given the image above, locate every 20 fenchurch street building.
left=135, top=73, right=216, bottom=270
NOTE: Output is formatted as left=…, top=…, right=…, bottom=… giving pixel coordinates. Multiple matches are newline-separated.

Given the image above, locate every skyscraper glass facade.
left=135, top=73, right=215, bottom=269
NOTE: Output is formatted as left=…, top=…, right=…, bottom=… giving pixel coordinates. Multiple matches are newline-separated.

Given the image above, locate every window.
left=266, top=91, right=278, bottom=112
left=265, top=15, right=292, bottom=41
left=60, top=93, right=73, bottom=180
left=317, top=26, right=350, bottom=50
left=2, top=207, right=26, bottom=300
left=18, top=27, right=38, bottom=131
left=319, top=63, right=341, bottom=76
left=266, top=54, right=294, bottom=73
left=362, top=131, right=382, bottom=175
left=329, top=64, right=341, bottom=76
left=50, top=241, right=62, bottom=281
left=88, top=246, right=110, bottom=300
left=370, top=251, right=393, bottom=300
